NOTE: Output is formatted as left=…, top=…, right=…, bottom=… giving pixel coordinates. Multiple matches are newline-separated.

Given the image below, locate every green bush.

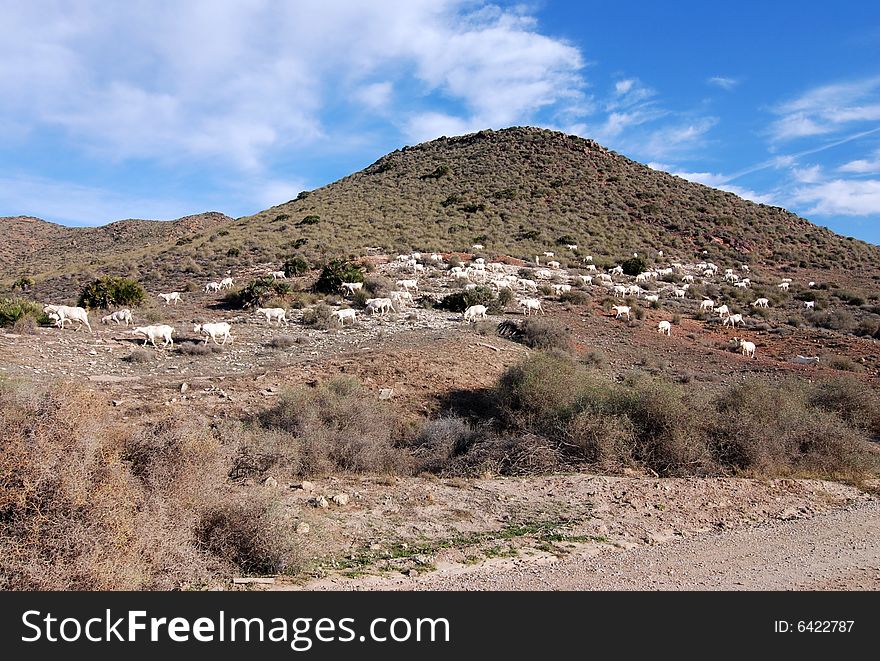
left=12, top=276, right=34, bottom=291
left=78, top=276, right=146, bottom=310
left=314, top=259, right=364, bottom=294
left=282, top=255, right=310, bottom=277
left=0, top=297, right=47, bottom=327
left=621, top=257, right=646, bottom=276
left=226, top=277, right=291, bottom=309
left=438, top=286, right=495, bottom=312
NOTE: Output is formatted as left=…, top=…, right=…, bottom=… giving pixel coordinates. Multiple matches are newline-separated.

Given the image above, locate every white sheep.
left=597, top=273, right=612, bottom=283
left=256, top=307, right=287, bottom=326
left=396, top=279, right=419, bottom=291
left=193, top=321, right=232, bottom=345
left=609, top=265, right=624, bottom=276
left=699, top=299, right=715, bottom=312
left=583, top=255, right=593, bottom=262
left=133, top=324, right=174, bottom=348
left=644, top=294, right=659, bottom=304
left=543, top=251, right=555, bottom=258
left=613, top=285, right=628, bottom=298
left=714, top=304, right=730, bottom=317
left=611, top=305, right=631, bottom=319
left=389, top=290, right=414, bottom=307
left=158, top=292, right=182, bottom=305
left=723, top=313, right=743, bottom=328
left=341, top=282, right=364, bottom=295
left=204, top=281, right=221, bottom=293
left=269, top=270, right=287, bottom=280
left=472, top=244, right=484, bottom=251
left=577, top=275, right=593, bottom=286
left=627, top=285, right=641, bottom=297
left=491, top=278, right=513, bottom=290
left=518, top=298, right=545, bottom=316
left=808, top=281, right=816, bottom=288
left=778, top=282, right=790, bottom=292
left=365, top=298, right=394, bottom=315
left=219, top=277, right=234, bottom=290
left=565, top=244, right=578, bottom=251
left=551, top=283, right=572, bottom=295
left=791, top=355, right=819, bottom=365
left=547, top=260, right=561, bottom=269
left=657, top=320, right=672, bottom=336
left=804, top=301, right=815, bottom=309
left=751, top=298, right=769, bottom=308
left=584, top=264, right=597, bottom=273
left=673, top=288, right=686, bottom=298
left=734, top=337, right=756, bottom=359
left=463, top=304, right=488, bottom=322
left=330, top=308, right=357, bottom=325
left=101, top=309, right=133, bottom=326
left=681, top=275, right=695, bottom=283
left=518, top=278, right=538, bottom=291
left=43, top=304, right=92, bottom=332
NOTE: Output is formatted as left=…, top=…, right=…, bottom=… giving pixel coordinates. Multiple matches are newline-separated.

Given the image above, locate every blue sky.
left=2, top=1, right=879, bottom=244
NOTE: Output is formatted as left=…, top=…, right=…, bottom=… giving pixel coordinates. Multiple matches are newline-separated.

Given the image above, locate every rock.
left=778, top=507, right=800, bottom=521
left=293, top=480, right=315, bottom=492
left=407, top=569, right=419, bottom=577
left=310, top=496, right=329, bottom=509
left=331, top=493, right=349, bottom=506
left=180, top=382, right=189, bottom=393
left=88, top=349, right=97, bottom=356
left=111, top=400, right=123, bottom=407
left=378, top=388, right=394, bottom=400
left=295, top=522, right=310, bottom=534
left=264, top=476, right=278, bottom=488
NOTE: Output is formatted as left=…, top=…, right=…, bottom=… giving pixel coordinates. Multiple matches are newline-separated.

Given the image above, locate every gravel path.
left=335, top=499, right=880, bottom=590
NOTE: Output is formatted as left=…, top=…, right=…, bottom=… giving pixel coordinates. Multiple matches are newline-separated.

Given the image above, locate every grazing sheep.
left=193, top=321, right=232, bottom=345
left=158, top=292, right=182, bottom=305
left=583, top=255, right=593, bottom=262
left=577, top=275, right=593, bottom=286
left=365, top=298, right=394, bottom=315
left=389, top=290, right=414, bottom=307
left=714, top=304, right=730, bottom=317
left=491, top=278, right=513, bottom=290
left=597, top=273, right=612, bottom=283
left=673, top=288, right=686, bottom=298
left=804, top=301, right=815, bottom=309
left=463, top=304, right=488, bottom=322
left=534, top=268, right=553, bottom=280
left=256, top=307, right=287, bottom=326
left=518, top=278, right=538, bottom=291
left=657, top=320, right=672, bottom=336
left=341, top=282, right=364, bottom=295
left=777, top=282, right=790, bottom=292
left=547, top=260, right=561, bottom=269
left=734, top=337, right=756, bottom=359
left=723, top=313, right=743, bottom=328
left=396, top=279, right=419, bottom=291
left=699, top=299, right=715, bottom=312
left=133, top=324, right=174, bottom=348
left=551, top=283, right=572, bottom=295
left=43, top=304, right=92, bottom=332
left=518, top=298, right=545, bottom=316
left=611, top=305, right=631, bottom=319
left=543, top=251, right=555, bottom=258
left=682, top=275, right=695, bottom=283
left=472, top=244, right=484, bottom=251
left=751, top=298, right=769, bottom=308
left=613, top=285, right=628, bottom=298
left=609, top=265, right=624, bottom=276
left=268, top=270, right=287, bottom=280
left=204, top=281, right=221, bottom=293
left=584, top=264, right=597, bottom=273
left=808, top=281, right=816, bottom=288
left=330, top=308, right=357, bottom=325
left=627, top=285, right=641, bottom=297
left=791, top=355, right=820, bottom=365
left=101, top=309, right=133, bottom=326
left=644, top=294, right=659, bottom=304
left=219, top=277, right=234, bottom=290
left=565, top=244, right=578, bottom=251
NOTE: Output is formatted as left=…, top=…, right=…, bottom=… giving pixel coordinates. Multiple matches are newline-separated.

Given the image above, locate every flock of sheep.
left=38, top=244, right=820, bottom=361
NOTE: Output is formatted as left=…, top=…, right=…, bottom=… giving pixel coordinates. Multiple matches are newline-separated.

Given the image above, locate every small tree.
left=621, top=257, right=647, bottom=276
left=283, top=255, right=310, bottom=277
left=78, top=276, right=146, bottom=309
left=228, top=277, right=292, bottom=309
left=314, top=259, right=364, bottom=294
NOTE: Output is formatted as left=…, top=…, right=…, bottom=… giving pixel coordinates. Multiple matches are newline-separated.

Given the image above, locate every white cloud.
left=839, top=150, right=880, bottom=174
left=615, top=79, right=635, bottom=95
left=792, top=164, right=823, bottom=183
left=253, top=178, right=312, bottom=210
left=793, top=179, right=880, bottom=216
left=707, top=76, right=739, bottom=90
left=0, top=1, right=588, bottom=169
left=769, top=76, right=880, bottom=141
left=641, top=117, right=718, bottom=159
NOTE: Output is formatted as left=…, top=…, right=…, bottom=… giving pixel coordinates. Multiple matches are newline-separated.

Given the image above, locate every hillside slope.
left=3, top=127, right=879, bottom=297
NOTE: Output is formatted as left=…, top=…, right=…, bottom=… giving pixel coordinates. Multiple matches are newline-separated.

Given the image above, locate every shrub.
left=0, top=297, right=47, bottom=328
left=11, top=276, right=34, bottom=291
left=226, top=276, right=291, bottom=309
left=621, top=257, right=646, bottom=276
left=178, top=342, right=223, bottom=356
left=438, top=286, right=495, bottom=313
left=124, top=349, right=153, bottom=363
left=314, top=259, right=364, bottom=294
left=410, top=417, right=482, bottom=473
left=282, top=255, right=310, bottom=277
left=301, top=303, right=335, bottom=329
left=267, top=335, right=298, bottom=349
left=258, top=377, right=411, bottom=476
left=77, top=276, right=146, bottom=310
left=518, top=319, right=575, bottom=353
left=559, top=290, right=589, bottom=305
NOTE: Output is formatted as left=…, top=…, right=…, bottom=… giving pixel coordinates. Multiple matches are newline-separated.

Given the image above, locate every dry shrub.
left=124, top=348, right=153, bottom=363
left=0, top=381, right=298, bottom=590
left=301, top=303, right=335, bottom=329
left=267, top=335, right=298, bottom=349
left=178, top=342, right=223, bottom=356
left=712, top=380, right=878, bottom=480
left=258, top=377, right=412, bottom=476
left=518, top=318, right=575, bottom=353
left=409, top=416, right=482, bottom=473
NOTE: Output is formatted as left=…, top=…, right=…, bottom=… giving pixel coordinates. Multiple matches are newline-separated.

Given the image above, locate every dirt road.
left=307, top=498, right=880, bottom=590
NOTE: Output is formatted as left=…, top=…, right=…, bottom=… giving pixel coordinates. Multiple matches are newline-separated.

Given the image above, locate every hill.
left=3, top=127, right=879, bottom=297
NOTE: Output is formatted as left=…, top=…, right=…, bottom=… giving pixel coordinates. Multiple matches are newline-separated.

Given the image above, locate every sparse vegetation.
left=0, top=297, right=47, bottom=328
left=314, top=259, right=365, bottom=294
left=77, top=276, right=146, bottom=310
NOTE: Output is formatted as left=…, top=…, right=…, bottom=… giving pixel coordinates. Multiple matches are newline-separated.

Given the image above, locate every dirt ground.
left=3, top=259, right=879, bottom=590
